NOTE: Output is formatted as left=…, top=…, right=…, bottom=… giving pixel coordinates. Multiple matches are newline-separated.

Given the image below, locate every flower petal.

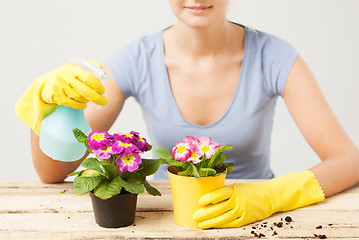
left=116, top=152, right=141, bottom=172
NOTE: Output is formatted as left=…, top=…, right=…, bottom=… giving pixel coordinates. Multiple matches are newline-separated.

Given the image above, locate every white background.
left=1, top=0, right=358, bottom=180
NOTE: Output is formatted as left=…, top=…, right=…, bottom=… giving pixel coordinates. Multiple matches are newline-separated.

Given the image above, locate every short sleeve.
left=261, top=35, right=298, bottom=97
left=107, top=40, right=141, bottom=99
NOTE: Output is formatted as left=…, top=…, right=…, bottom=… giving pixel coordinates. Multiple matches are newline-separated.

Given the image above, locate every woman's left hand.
left=193, top=170, right=325, bottom=229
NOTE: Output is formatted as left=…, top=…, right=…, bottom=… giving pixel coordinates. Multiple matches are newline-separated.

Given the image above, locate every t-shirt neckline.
left=158, top=25, right=250, bottom=129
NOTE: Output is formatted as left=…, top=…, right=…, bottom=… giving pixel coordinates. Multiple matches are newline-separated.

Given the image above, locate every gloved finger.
left=193, top=196, right=235, bottom=222
left=53, top=94, right=87, bottom=109
left=88, top=59, right=102, bottom=69
left=198, top=185, right=233, bottom=206
left=214, top=215, right=246, bottom=228
left=64, top=63, right=105, bottom=94
left=197, top=207, right=241, bottom=229
left=63, top=85, right=89, bottom=104
left=62, top=73, right=107, bottom=106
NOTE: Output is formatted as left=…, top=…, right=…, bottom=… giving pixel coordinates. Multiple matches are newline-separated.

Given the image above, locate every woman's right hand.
left=28, top=64, right=125, bottom=184
left=15, top=61, right=107, bottom=136
left=41, top=62, right=107, bottom=108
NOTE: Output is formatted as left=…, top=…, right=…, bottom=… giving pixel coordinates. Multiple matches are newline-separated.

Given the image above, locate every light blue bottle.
left=39, top=105, right=92, bottom=162
left=39, top=58, right=107, bottom=162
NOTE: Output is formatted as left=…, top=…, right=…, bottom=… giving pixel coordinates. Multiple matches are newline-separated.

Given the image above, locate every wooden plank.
left=0, top=181, right=171, bottom=195
left=1, top=180, right=357, bottom=195
left=1, top=181, right=358, bottom=239
left=1, top=211, right=358, bottom=239
left=0, top=194, right=174, bottom=213
left=1, top=192, right=359, bottom=214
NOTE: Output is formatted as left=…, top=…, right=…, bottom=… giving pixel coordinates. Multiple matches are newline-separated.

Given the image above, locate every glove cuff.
left=15, top=80, right=57, bottom=136
left=262, top=170, right=325, bottom=213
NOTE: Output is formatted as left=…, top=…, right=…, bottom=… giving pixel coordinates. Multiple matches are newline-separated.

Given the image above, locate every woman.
left=16, top=0, right=359, bottom=229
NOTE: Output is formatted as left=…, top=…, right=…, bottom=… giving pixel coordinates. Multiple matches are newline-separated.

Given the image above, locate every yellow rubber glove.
left=193, top=170, right=325, bottom=229
left=15, top=61, right=107, bottom=136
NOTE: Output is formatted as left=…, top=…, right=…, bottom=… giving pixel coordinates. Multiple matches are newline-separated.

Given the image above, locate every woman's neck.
left=164, top=20, right=243, bottom=58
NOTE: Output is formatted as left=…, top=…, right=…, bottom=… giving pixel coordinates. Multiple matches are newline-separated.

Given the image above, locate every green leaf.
left=158, top=158, right=169, bottom=165
left=154, top=147, right=173, bottom=160
left=73, top=175, right=103, bottom=195
left=210, top=152, right=226, bottom=168
left=225, top=163, right=234, bottom=173
left=177, top=163, right=200, bottom=179
left=199, top=168, right=217, bottom=177
left=100, top=163, right=117, bottom=180
left=122, top=171, right=144, bottom=182
left=154, top=147, right=188, bottom=171
left=72, top=128, right=88, bottom=144
left=93, top=176, right=123, bottom=199
left=177, top=165, right=192, bottom=177
left=81, top=158, right=106, bottom=176
left=167, top=159, right=188, bottom=171
left=192, top=164, right=200, bottom=179
left=213, top=162, right=234, bottom=175
left=143, top=180, right=161, bottom=196
left=68, top=171, right=82, bottom=177
left=135, top=159, right=161, bottom=177
left=93, top=179, right=113, bottom=199
left=207, top=145, right=233, bottom=167
left=119, top=178, right=145, bottom=194
left=81, top=170, right=100, bottom=177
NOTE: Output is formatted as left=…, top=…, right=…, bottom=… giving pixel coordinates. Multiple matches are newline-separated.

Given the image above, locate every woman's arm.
left=283, top=56, right=359, bottom=197
left=31, top=65, right=125, bottom=183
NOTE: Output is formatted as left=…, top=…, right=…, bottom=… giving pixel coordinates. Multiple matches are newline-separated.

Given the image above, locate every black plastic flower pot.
left=89, top=191, right=138, bottom=228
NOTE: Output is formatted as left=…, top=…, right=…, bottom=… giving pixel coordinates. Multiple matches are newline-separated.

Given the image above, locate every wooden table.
left=1, top=180, right=358, bottom=239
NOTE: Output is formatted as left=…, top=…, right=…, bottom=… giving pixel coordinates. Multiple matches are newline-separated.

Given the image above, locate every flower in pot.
left=69, top=128, right=163, bottom=228
left=155, top=136, right=233, bottom=228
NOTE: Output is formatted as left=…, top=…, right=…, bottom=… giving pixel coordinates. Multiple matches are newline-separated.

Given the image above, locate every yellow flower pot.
left=167, top=166, right=226, bottom=228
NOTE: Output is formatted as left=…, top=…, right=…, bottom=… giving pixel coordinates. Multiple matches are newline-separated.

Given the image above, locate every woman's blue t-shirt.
left=108, top=25, right=298, bottom=179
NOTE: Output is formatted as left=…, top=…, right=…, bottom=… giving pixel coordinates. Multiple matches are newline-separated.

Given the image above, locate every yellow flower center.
left=201, top=145, right=211, bottom=153
left=190, top=151, right=198, bottom=159
left=91, top=133, right=104, bottom=141
left=103, top=146, right=111, bottom=153
left=119, top=141, right=132, bottom=147
left=122, top=154, right=134, bottom=165
left=176, top=145, right=186, bottom=154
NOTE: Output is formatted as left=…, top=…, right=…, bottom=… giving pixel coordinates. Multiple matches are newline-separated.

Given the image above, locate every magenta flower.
left=112, top=140, right=138, bottom=155
left=130, top=131, right=149, bottom=152
left=93, top=145, right=114, bottom=159
left=113, top=131, right=149, bottom=152
left=113, top=132, right=133, bottom=143
left=85, top=130, right=151, bottom=173
left=116, top=152, right=142, bottom=172
left=87, top=131, right=113, bottom=150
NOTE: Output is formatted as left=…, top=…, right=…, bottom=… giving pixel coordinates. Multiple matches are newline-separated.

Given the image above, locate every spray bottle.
left=39, top=58, right=107, bottom=162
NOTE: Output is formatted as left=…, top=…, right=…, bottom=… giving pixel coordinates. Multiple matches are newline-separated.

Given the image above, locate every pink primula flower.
left=175, top=136, right=221, bottom=163
left=87, top=131, right=113, bottom=150
left=195, top=136, right=221, bottom=158
left=172, top=140, right=193, bottom=162
left=116, top=152, right=142, bottom=172
left=187, top=150, right=201, bottom=164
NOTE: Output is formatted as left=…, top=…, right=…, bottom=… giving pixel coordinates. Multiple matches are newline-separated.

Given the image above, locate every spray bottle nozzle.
left=69, top=58, right=108, bottom=81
